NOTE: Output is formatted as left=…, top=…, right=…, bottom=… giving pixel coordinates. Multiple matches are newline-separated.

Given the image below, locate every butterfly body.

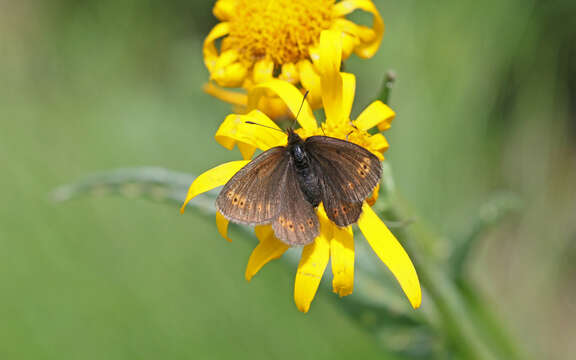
left=216, top=129, right=382, bottom=246
left=287, top=130, right=322, bottom=207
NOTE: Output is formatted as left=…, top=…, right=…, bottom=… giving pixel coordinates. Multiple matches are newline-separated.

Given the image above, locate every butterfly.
left=216, top=128, right=382, bottom=246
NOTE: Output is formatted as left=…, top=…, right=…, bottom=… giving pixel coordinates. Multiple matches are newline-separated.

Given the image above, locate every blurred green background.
left=1, top=0, right=575, bottom=359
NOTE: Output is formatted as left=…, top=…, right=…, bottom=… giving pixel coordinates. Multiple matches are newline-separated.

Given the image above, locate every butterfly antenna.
left=244, top=121, right=285, bottom=133
left=291, top=90, right=309, bottom=129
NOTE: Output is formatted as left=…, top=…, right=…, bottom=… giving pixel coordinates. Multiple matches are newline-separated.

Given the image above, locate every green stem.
left=378, top=70, right=397, bottom=105
left=393, top=209, right=498, bottom=360
left=457, top=281, right=525, bottom=360
left=380, top=163, right=522, bottom=360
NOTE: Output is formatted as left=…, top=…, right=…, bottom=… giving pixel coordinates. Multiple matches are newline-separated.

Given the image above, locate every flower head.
left=204, top=0, right=384, bottom=116
left=182, top=30, right=421, bottom=313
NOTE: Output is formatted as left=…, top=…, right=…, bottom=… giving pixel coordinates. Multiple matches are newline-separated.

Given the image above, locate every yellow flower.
left=181, top=30, right=421, bottom=313
left=204, top=0, right=384, bottom=117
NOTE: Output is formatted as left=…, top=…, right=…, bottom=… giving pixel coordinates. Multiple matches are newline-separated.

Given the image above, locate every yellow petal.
left=341, top=33, right=358, bottom=60
left=213, top=0, right=237, bottom=21
left=308, top=42, right=321, bottom=65
left=214, top=113, right=246, bottom=150
left=252, top=59, right=274, bottom=84
left=318, top=30, right=345, bottom=125
left=245, top=225, right=290, bottom=281
left=296, top=60, right=322, bottom=109
left=208, top=79, right=293, bottom=120
left=248, top=80, right=317, bottom=131
left=237, top=142, right=256, bottom=160
left=331, top=224, right=354, bottom=297
left=333, top=0, right=384, bottom=59
left=372, top=151, right=384, bottom=161
left=365, top=133, right=389, bottom=154
left=354, top=25, right=379, bottom=58
left=180, top=160, right=250, bottom=214
left=216, top=211, right=232, bottom=242
left=279, top=63, right=300, bottom=84
left=357, top=203, right=422, bottom=309
left=365, top=183, right=380, bottom=206
left=294, top=206, right=332, bottom=313
left=329, top=19, right=360, bottom=59
left=331, top=18, right=360, bottom=36
left=211, top=50, right=248, bottom=87
left=203, top=22, right=230, bottom=70
left=378, top=119, right=393, bottom=132
left=354, top=101, right=396, bottom=131
left=253, top=95, right=293, bottom=121
left=341, top=73, right=356, bottom=120
left=319, top=30, right=342, bottom=76
left=214, top=111, right=286, bottom=157
left=203, top=82, right=247, bottom=108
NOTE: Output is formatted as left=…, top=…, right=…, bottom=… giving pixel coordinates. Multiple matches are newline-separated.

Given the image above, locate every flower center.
left=223, top=0, right=334, bottom=66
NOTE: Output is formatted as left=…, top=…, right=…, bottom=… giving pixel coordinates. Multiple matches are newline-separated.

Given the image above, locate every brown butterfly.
left=215, top=128, right=382, bottom=246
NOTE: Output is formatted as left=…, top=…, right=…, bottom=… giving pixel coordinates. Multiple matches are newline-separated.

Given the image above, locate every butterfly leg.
left=346, top=123, right=359, bottom=141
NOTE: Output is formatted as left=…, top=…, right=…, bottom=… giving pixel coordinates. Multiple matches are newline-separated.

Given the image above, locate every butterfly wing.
left=271, top=160, right=319, bottom=246
left=216, top=147, right=289, bottom=225
left=305, top=136, right=382, bottom=226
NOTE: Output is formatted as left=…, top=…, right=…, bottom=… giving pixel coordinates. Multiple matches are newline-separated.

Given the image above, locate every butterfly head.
left=286, top=127, right=304, bottom=146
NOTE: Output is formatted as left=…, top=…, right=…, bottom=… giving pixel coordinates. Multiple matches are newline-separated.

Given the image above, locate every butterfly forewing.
left=271, top=160, right=319, bottom=246
left=216, top=147, right=288, bottom=225
left=305, top=136, right=382, bottom=226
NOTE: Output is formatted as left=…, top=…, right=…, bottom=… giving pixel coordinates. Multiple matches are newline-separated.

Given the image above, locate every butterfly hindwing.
left=305, top=136, right=382, bottom=226
left=216, top=147, right=289, bottom=225
left=271, top=158, right=319, bottom=246
left=323, top=198, right=363, bottom=227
